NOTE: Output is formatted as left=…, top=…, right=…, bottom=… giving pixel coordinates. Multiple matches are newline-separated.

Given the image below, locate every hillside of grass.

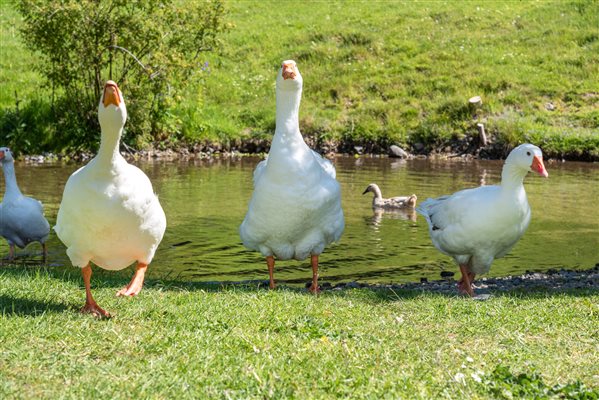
left=1, top=265, right=597, bottom=398
left=1, top=1, right=598, bottom=159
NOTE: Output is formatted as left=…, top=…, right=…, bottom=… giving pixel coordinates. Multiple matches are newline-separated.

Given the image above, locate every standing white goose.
left=55, top=81, right=166, bottom=317
left=0, top=147, right=50, bottom=260
left=240, top=60, right=344, bottom=293
left=417, top=143, right=548, bottom=296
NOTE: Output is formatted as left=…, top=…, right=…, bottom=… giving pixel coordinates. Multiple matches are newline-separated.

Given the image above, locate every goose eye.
left=526, top=151, right=531, bottom=156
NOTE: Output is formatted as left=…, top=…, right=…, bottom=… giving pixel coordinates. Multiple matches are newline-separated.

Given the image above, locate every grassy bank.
left=1, top=265, right=597, bottom=398
left=1, top=1, right=598, bottom=159
left=197, top=0, right=599, bottom=159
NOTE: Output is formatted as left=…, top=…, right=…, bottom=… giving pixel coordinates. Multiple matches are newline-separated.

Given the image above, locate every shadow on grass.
left=1, top=264, right=597, bottom=307
left=0, top=294, right=73, bottom=316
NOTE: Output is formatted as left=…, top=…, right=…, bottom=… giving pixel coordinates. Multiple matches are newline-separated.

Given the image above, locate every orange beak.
left=103, top=81, right=121, bottom=108
left=282, top=63, right=296, bottom=80
left=0, top=150, right=4, bottom=160
left=531, top=155, right=548, bottom=178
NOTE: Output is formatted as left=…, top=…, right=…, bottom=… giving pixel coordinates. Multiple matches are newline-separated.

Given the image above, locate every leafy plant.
left=16, top=0, right=227, bottom=151
left=485, top=365, right=598, bottom=400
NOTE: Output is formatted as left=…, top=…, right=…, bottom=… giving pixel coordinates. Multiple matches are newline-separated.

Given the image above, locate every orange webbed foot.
left=308, top=284, right=321, bottom=295
left=457, top=281, right=474, bottom=297
left=116, top=276, right=145, bottom=297
left=458, top=264, right=475, bottom=297
left=80, top=301, right=111, bottom=319
left=116, top=262, right=147, bottom=297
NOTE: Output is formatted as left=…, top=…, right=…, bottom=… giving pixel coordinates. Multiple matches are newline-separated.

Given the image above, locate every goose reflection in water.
left=368, top=208, right=417, bottom=229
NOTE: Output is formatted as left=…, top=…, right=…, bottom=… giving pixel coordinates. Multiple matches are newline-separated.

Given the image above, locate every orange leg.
left=80, top=264, right=111, bottom=318
left=458, top=264, right=474, bottom=297
left=116, top=262, right=148, bottom=297
left=42, top=243, right=48, bottom=263
left=458, top=272, right=476, bottom=283
left=309, top=255, right=320, bottom=294
left=266, top=256, right=275, bottom=289
left=8, top=244, right=15, bottom=260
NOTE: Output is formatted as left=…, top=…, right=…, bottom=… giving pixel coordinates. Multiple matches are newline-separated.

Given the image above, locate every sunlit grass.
left=1, top=265, right=597, bottom=398
left=0, top=2, right=43, bottom=108
left=194, top=0, right=599, bottom=156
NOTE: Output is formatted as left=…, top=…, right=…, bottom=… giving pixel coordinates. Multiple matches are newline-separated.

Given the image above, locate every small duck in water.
left=363, top=183, right=417, bottom=210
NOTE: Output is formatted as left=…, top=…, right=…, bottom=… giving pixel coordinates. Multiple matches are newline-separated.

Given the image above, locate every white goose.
left=417, top=143, right=548, bottom=296
left=55, top=81, right=166, bottom=317
left=240, top=60, right=344, bottom=293
left=0, top=147, right=50, bottom=260
left=363, top=183, right=417, bottom=209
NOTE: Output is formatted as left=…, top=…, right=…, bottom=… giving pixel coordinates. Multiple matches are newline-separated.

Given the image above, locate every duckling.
left=363, top=183, right=417, bottom=210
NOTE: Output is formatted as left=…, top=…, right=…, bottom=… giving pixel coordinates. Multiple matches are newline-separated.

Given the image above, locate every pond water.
left=2, top=156, right=598, bottom=285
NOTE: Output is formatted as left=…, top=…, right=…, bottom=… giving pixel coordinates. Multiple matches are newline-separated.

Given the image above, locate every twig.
left=119, top=41, right=153, bottom=82
left=121, top=142, right=136, bottom=155
left=106, top=45, right=158, bottom=79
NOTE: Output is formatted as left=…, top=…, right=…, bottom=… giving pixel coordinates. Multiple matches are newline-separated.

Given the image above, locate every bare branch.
left=105, top=45, right=155, bottom=79
left=118, top=42, right=154, bottom=82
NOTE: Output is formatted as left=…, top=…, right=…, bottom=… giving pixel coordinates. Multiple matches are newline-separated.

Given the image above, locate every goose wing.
left=311, top=150, right=336, bottom=179
left=252, top=158, right=268, bottom=186
left=417, top=186, right=501, bottom=255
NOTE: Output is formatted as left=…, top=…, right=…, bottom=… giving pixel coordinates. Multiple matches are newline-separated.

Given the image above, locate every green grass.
left=1, top=1, right=599, bottom=158
left=0, top=2, right=43, bottom=108
left=186, top=0, right=599, bottom=157
left=1, top=265, right=597, bottom=398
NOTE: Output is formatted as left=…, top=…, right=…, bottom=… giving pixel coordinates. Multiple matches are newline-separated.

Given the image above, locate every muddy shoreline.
left=205, top=264, right=599, bottom=295
left=18, top=136, right=599, bottom=163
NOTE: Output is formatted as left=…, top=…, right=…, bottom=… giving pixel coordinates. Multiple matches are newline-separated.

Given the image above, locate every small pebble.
left=346, top=281, right=361, bottom=289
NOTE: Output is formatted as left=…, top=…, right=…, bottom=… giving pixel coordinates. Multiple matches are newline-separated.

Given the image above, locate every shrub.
left=16, top=0, right=227, bottom=151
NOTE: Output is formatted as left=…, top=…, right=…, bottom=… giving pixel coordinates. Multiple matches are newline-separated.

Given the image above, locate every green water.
left=2, top=156, right=598, bottom=285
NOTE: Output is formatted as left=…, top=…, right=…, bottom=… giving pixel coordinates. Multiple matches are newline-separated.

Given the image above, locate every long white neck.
left=1, top=161, right=22, bottom=198
left=275, top=86, right=301, bottom=135
left=268, top=86, right=310, bottom=167
left=97, top=122, right=123, bottom=167
left=500, top=160, right=528, bottom=192
left=370, top=185, right=383, bottom=200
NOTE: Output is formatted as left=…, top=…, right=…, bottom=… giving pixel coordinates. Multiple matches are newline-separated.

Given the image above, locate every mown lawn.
left=1, top=1, right=598, bottom=157
left=1, top=265, right=597, bottom=398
